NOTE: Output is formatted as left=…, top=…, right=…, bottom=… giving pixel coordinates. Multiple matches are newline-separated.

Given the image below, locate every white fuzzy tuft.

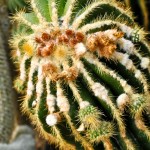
left=60, top=102, right=70, bottom=112
left=117, top=93, right=129, bottom=108
left=77, top=123, right=85, bottom=132
left=36, top=80, right=43, bottom=94
left=120, top=25, right=132, bottom=38
left=118, top=38, right=134, bottom=54
left=75, top=43, right=87, bottom=56
left=120, top=54, right=133, bottom=70
left=57, top=89, right=63, bottom=97
left=20, top=55, right=28, bottom=81
left=46, top=95, right=56, bottom=113
left=27, top=89, right=32, bottom=96
left=16, top=49, right=21, bottom=57
left=56, top=96, right=70, bottom=112
left=56, top=85, right=70, bottom=112
left=140, top=57, right=150, bottom=69
left=26, top=58, right=38, bottom=97
left=92, top=83, right=108, bottom=101
left=126, top=60, right=133, bottom=70
left=121, top=80, right=127, bottom=87
left=47, top=95, right=56, bottom=106
left=120, top=54, right=129, bottom=65
left=79, top=101, right=90, bottom=109
left=124, top=85, right=132, bottom=94
left=135, top=70, right=142, bottom=78
left=46, top=114, right=58, bottom=126
left=27, top=81, right=34, bottom=91
left=32, top=100, right=37, bottom=108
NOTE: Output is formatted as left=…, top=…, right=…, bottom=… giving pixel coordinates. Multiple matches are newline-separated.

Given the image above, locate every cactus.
left=10, top=0, right=150, bottom=149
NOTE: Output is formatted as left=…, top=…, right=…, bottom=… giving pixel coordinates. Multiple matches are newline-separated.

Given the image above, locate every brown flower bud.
left=41, top=33, right=51, bottom=41
left=62, top=35, right=69, bottom=43
left=41, top=48, right=50, bottom=57
left=69, top=38, right=78, bottom=47
left=37, top=46, right=43, bottom=56
left=65, top=29, right=75, bottom=37
left=35, top=37, right=43, bottom=43
left=47, top=41, right=55, bottom=54
left=76, top=32, right=85, bottom=42
left=58, top=35, right=63, bottom=43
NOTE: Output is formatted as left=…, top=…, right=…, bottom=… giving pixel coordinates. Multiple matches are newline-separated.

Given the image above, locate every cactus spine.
left=11, top=0, right=150, bottom=149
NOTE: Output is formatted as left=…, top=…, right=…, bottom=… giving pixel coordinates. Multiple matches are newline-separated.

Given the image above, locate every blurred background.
left=0, top=0, right=150, bottom=150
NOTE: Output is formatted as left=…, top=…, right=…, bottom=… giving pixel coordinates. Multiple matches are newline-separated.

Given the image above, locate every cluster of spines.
left=10, top=0, right=150, bottom=149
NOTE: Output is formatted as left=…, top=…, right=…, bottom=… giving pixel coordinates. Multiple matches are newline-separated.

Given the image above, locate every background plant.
left=122, top=0, right=150, bottom=31
left=10, top=0, right=150, bottom=150
left=0, top=1, right=36, bottom=150
left=0, top=0, right=15, bottom=143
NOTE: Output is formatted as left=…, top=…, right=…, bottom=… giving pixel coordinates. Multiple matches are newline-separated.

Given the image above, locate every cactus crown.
left=11, top=0, right=150, bottom=149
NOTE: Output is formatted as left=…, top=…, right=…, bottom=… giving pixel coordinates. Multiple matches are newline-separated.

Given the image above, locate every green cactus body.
left=11, top=0, right=150, bottom=149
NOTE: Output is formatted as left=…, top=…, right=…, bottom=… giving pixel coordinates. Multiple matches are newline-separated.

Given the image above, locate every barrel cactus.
left=10, top=0, right=150, bottom=149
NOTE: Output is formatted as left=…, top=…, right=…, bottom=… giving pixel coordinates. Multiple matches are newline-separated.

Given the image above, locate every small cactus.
left=11, top=0, right=150, bottom=149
